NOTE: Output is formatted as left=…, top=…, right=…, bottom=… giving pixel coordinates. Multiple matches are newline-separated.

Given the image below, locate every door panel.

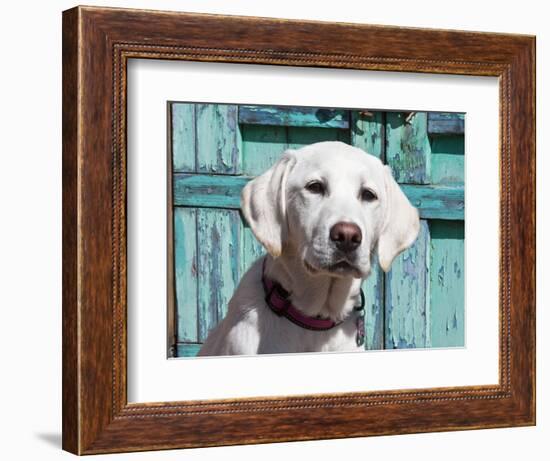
left=170, top=103, right=465, bottom=357
left=429, top=220, right=465, bottom=347
left=174, top=207, right=198, bottom=344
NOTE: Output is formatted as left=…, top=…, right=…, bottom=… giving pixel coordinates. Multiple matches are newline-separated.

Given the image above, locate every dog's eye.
left=305, top=181, right=325, bottom=195
left=360, top=188, right=377, bottom=202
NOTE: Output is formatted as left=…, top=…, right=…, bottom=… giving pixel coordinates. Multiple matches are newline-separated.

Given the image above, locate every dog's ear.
left=240, top=150, right=297, bottom=258
left=377, top=165, right=420, bottom=272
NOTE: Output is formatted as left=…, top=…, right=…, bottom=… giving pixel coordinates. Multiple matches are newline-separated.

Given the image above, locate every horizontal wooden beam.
left=173, top=174, right=464, bottom=220
left=174, top=174, right=246, bottom=209
left=238, top=105, right=349, bottom=129
left=427, top=112, right=465, bottom=135
left=175, top=343, right=202, bottom=357
left=402, top=183, right=464, bottom=220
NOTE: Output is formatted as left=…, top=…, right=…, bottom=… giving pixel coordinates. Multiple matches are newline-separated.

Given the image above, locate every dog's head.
left=241, top=141, right=420, bottom=278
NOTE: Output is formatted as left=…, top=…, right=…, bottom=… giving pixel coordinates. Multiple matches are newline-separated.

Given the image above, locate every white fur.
left=198, top=141, right=419, bottom=356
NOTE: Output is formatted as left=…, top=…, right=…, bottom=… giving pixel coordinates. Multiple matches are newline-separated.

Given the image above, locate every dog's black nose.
left=329, top=222, right=362, bottom=252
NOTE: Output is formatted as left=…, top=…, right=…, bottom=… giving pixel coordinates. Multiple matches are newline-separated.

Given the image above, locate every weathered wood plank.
left=401, top=184, right=464, bottom=220
left=196, top=209, right=240, bottom=342
left=386, top=111, right=430, bottom=184
left=241, top=125, right=288, bottom=176
left=427, top=112, right=465, bottom=135
left=173, top=207, right=198, bottom=343
left=429, top=220, right=465, bottom=347
left=175, top=343, right=202, bottom=357
left=173, top=173, right=247, bottom=209
left=350, top=111, right=385, bottom=160
left=385, top=220, right=429, bottom=349
left=196, top=104, right=240, bottom=174
left=239, top=105, right=349, bottom=129
left=173, top=174, right=464, bottom=219
left=350, top=110, right=385, bottom=349
left=171, top=103, right=196, bottom=172
left=362, top=257, right=384, bottom=350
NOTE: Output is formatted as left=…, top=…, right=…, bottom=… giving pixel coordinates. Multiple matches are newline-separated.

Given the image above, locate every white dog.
left=198, top=141, right=419, bottom=356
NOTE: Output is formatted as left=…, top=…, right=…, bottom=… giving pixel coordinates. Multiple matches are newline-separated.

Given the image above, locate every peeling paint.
left=386, top=112, right=430, bottom=184
left=172, top=103, right=197, bottom=172
left=429, top=220, right=465, bottom=347
left=196, top=103, right=239, bottom=175
left=454, top=261, right=461, bottom=279
left=196, top=210, right=239, bottom=341
left=438, top=264, right=445, bottom=286
left=239, top=105, right=349, bottom=129
left=385, top=221, right=429, bottom=349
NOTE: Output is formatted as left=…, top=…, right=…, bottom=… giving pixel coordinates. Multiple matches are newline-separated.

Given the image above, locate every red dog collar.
left=262, top=259, right=366, bottom=344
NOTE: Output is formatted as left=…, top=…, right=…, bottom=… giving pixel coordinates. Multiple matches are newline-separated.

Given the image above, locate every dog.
left=198, top=141, right=419, bottom=356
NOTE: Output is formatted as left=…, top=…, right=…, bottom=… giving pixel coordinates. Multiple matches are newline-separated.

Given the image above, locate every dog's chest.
left=257, top=310, right=363, bottom=354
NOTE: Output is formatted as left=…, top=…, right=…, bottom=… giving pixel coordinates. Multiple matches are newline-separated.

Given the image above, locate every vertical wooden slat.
left=171, top=103, right=196, bottom=172
left=196, top=104, right=240, bottom=174
left=385, top=111, right=431, bottom=184
left=173, top=207, right=198, bottom=344
left=236, top=114, right=272, bottom=280
left=363, top=257, right=385, bottom=350
left=427, top=126, right=464, bottom=347
left=240, top=224, right=265, bottom=277
left=350, top=110, right=386, bottom=350
left=385, top=220, right=430, bottom=348
left=429, top=220, right=465, bottom=347
left=350, top=111, right=385, bottom=161
left=241, top=125, right=288, bottom=176
left=197, top=209, right=241, bottom=341
left=167, top=102, right=176, bottom=356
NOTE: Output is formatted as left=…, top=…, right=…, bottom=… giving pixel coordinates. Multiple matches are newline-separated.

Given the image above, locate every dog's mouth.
left=329, top=261, right=356, bottom=272
left=304, top=259, right=362, bottom=278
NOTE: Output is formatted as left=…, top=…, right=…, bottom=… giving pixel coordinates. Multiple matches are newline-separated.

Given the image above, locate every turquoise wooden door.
left=169, top=103, right=464, bottom=357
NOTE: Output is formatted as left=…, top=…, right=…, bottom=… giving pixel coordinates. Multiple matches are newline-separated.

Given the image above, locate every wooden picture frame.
left=62, top=5, right=535, bottom=455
